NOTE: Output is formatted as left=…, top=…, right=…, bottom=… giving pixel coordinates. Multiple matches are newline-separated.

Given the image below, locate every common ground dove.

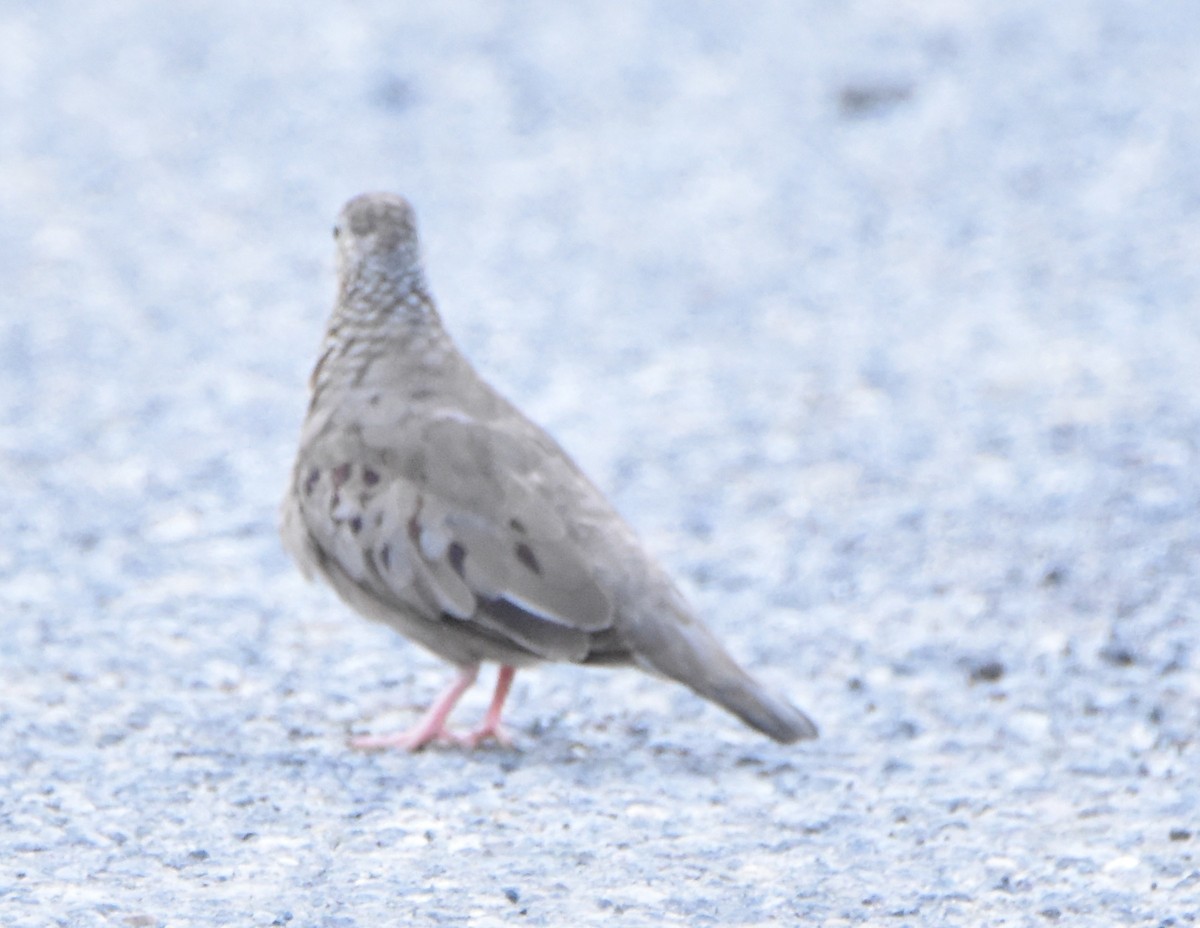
left=280, top=192, right=818, bottom=749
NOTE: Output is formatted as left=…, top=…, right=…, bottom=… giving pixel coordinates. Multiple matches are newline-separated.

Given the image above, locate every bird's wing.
left=296, top=410, right=615, bottom=661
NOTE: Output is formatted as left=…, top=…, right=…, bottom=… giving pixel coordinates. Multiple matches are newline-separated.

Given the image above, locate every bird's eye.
left=332, top=225, right=341, bottom=239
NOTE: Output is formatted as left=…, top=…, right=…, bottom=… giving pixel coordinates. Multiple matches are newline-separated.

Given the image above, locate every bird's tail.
left=628, top=595, right=819, bottom=744
left=696, top=668, right=819, bottom=744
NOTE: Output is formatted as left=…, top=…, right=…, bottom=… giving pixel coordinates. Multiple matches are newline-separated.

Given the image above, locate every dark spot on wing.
left=509, top=518, right=527, bottom=534
left=363, top=468, right=380, bottom=486
left=515, top=542, right=541, bottom=575
left=304, top=467, right=320, bottom=496
left=348, top=516, right=363, bottom=535
left=447, top=541, right=466, bottom=577
left=379, top=544, right=391, bottom=568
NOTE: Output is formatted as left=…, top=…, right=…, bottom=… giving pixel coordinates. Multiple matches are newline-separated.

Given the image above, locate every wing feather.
left=295, top=411, right=615, bottom=662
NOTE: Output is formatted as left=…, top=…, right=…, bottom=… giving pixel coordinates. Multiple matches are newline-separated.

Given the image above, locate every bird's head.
left=333, top=192, right=428, bottom=311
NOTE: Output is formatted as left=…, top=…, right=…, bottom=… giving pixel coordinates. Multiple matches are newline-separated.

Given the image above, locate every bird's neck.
left=339, top=258, right=433, bottom=323
left=308, top=272, right=462, bottom=406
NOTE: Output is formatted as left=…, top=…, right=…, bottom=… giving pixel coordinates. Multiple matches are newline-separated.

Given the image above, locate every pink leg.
left=456, top=665, right=516, bottom=748
left=351, top=664, right=479, bottom=751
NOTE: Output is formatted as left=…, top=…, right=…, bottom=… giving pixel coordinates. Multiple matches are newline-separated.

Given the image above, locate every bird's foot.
left=452, top=721, right=514, bottom=749
left=348, top=664, right=518, bottom=752
left=452, top=664, right=516, bottom=747
left=351, top=665, right=480, bottom=751
left=350, top=720, right=513, bottom=751
left=350, top=719, right=458, bottom=752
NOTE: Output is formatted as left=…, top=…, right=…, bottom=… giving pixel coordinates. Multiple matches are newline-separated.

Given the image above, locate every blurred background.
left=2, top=1, right=1198, bottom=924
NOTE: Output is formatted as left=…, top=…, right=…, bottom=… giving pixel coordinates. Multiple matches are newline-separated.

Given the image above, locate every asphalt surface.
left=2, top=2, right=1198, bottom=925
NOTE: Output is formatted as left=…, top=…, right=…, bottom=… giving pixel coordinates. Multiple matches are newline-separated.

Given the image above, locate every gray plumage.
left=280, top=192, right=818, bottom=748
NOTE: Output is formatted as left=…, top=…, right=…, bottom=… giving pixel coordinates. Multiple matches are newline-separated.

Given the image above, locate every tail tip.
left=719, top=681, right=820, bottom=744
left=772, top=708, right=819, bottom=744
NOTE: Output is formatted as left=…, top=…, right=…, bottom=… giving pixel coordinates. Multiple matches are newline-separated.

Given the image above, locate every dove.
left=280, top=192, right=818, bottom=750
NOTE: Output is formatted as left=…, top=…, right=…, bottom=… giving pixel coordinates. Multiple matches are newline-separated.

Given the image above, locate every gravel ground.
left=2, top=2, right=1199, bottom=925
